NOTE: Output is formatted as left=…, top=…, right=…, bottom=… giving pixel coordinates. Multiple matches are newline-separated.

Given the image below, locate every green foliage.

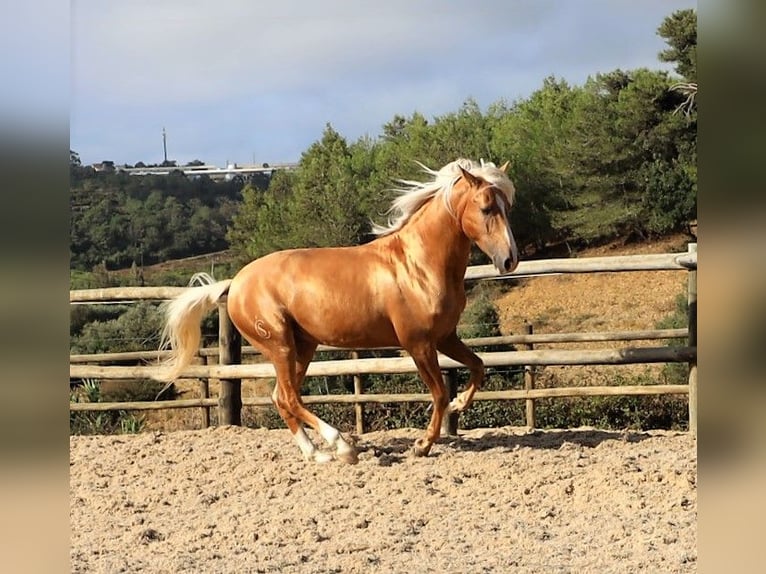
left=556, top=66, right=696, bottom=242
left=70, top=169, right=243, bottom=270
left=488, top=78, right=579, bottom=249
left=70, top=379, right=149, bottom=435
left=640, top=157, right=697, bottom=234
left=458, top=284, right=501, bottom=339
left=70, top=302, right=164, bottom=354
left=288, top=126, right=371, bottom=248
left=534, top=373, right=688, bottom=431
left=656, top=290, right=691, bottom=386
left=226, top=180, right=292, bottom=260
left=657, top=9, right=697, bottom=81
left=228, top=126, right=376, bottom=260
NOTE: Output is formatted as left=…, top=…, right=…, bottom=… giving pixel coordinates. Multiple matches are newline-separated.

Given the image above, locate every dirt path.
left=70, top=426, right=696, bottom=573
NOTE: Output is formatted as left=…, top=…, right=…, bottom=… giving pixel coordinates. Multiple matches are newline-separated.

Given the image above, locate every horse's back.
left=228, top=245, right=400, bottom=347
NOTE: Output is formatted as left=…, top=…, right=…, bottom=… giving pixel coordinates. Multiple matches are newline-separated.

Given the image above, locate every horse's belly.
left=297, top=312, right=398, bottom=349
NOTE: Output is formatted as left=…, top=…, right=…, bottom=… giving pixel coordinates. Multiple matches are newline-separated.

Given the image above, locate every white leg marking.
left=293, top=425, right=332, bottom=463
left=318, top=419, right=340, bottom=446
left=318, top=419, right=358, bottom=464
left=449, top=390, right=471, bottom=412
left=293, top=426, right=317, bottom=459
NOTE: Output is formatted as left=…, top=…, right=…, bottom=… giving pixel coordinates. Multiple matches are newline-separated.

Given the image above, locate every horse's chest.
left=412, top=289, right=465, bottom=327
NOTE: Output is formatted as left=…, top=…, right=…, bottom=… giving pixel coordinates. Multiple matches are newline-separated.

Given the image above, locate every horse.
left=158, top=158, right=519, bottom=464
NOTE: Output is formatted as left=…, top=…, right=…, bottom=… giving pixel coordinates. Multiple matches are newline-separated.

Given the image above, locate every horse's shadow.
left=353, top=428, right=654, bottom=465
left=445, top=427, right=653, bottom=452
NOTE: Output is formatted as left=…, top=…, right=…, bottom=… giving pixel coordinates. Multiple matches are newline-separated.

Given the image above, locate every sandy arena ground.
left=70, top=426, right=696, bottom=573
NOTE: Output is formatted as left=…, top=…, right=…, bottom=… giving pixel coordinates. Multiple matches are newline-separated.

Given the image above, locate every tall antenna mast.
left=162, top=127, right=168, bottom=164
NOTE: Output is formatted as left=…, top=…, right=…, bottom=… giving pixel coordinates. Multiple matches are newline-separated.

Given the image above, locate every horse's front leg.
left=437, top=331, right=485, bottom=413
left=408, top=344, right=449, bottom=457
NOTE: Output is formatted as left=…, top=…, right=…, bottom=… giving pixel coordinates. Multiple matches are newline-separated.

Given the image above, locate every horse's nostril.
left=503, top=258, right=512, bottom=271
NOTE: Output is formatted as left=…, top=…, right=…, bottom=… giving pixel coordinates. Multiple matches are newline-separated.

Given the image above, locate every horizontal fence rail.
left=70, top=247, right=698, bottom=435
left=464, top=252, right=697, bottom=281
left=70, top=346, right=696, bottom=381
left=70, top=385, right=690, bottom=412
left=69, top=328, right=689, bottom=364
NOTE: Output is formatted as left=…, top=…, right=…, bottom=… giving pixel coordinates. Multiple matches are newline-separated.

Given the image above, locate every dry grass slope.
left=498, top=233, right=692, bottom=388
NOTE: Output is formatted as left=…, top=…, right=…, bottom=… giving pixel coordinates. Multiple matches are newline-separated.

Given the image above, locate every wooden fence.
left=70, top=247, right=698, bottom=435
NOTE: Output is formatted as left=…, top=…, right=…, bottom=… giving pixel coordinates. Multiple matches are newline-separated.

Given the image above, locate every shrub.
left=533, top=373, right=688, bottom=431
left=656, top=290, right=691, bottom=386
left=69, top=378, right=177, bottom=435
left=70, top=302, right=164, bottom=354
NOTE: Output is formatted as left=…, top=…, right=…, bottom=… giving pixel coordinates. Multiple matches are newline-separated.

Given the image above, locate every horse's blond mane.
left=372, top=158, right=515, bottom=237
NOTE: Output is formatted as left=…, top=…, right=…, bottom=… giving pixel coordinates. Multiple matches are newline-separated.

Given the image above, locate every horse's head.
left=456, top=162, right=519, bottom=274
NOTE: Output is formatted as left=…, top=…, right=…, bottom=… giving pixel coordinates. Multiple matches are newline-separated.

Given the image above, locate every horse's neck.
left=392, top=197, right=471, bottom=285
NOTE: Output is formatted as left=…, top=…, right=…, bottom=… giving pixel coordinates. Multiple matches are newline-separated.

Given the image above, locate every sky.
left=69, top=0, right=696, bottom=167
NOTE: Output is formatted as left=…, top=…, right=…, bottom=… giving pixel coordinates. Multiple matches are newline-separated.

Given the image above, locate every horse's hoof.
left=337, top=446, right=359, bottom=465
left=449, top=398, right=467, bottom=413
left=412, top=439, right=432, bottom=457
left=313, top=451, right=334, bottom=464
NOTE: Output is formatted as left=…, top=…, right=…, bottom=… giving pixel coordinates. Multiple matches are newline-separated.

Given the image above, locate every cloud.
left=70, top=0, right=695, bottom=164
left=72, top=1, right=556, bottom=106
left=0, top=0, right=69, bottom=126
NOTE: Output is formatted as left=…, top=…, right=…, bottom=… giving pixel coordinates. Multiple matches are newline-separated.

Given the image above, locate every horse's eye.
left=480, top=205, right=493, bottom=215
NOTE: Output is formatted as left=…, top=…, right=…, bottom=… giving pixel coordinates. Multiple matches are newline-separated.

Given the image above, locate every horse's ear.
left=459, top=166, right=481, bottom=186
left=499, top=160, right=511, bottom=173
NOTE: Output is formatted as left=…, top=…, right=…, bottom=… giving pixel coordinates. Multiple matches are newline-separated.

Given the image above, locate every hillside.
left=499, top=233, right=691, bottom=335
left=496, top=233, right=692, bottom=389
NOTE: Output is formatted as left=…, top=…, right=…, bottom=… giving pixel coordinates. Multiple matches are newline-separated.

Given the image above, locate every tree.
left=226, top=178, right=294, bottom=260
left=565, top=68, right=696, bottom=239
left=70, top=149, right=93, bottom=181
left=70, top=168, right=244, bottom=270
left=657, top=9, right=697, bottom=81
left=487, top=77, right=579, bottom=248
left=287, top=125, right=369, bottom=248
left=430, top=99, right=493, bottom=165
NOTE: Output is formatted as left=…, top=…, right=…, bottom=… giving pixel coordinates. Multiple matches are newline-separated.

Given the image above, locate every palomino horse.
left=159, top=158, right=519, bottom=463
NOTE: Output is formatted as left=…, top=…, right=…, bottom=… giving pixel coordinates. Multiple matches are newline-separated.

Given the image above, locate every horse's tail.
left=157, top=279, right=233, bottom=381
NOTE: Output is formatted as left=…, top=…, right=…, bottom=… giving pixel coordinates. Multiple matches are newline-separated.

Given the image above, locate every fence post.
left=351, top=351, right=365, bottom=434
left=524, top=322, right=536, bottom=429
left=218, top=302, right=242, bottom=426
left=200, top=355, right=210, bottom=428
left=440, top=369, right=459, bottom=436
left=687, top=243, right=697, bottom=437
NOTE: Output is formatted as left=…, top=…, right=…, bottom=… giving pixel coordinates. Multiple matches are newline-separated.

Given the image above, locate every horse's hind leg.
left=269, top=333, right=357, bottom=464
left=268, top=345, right=333, bottom=463
left=290, top=336, right=358, bottom=464
left=236, top=330, right=324, bottom=463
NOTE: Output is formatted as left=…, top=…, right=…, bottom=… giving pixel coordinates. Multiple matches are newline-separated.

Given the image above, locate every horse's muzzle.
left=493, top=254, right=518, bottom=275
